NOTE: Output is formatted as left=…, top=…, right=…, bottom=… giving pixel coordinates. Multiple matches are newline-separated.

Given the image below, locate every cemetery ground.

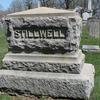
left=0, top=27, right=100, bottom=100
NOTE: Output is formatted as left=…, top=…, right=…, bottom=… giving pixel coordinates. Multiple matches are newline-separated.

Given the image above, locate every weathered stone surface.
left=93, top=0, right=100, bottom=19
left=82, top=45, right=100, bottom=52
left=87, top=18, right=100, bottom=38
left=2, top=7, right=95, bottom=100
left=3, top=50, right=85, bottom=74
left=7, top=7, right=78, bottom=17
left=4, top=7, right=82, bottom=54
left=0, top=64, right=95, bottom=99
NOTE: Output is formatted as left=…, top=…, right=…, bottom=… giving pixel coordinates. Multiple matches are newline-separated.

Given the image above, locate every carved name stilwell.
left=14, top=28, right=68, bottom=39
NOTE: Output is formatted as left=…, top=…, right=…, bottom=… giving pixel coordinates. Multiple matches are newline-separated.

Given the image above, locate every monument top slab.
left=7, top=7, right=78, bottom=17
left=5, top=7, right=82, bottom=54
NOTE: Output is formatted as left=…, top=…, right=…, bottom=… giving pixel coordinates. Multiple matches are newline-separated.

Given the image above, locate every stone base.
left=3, top=50, right=85, bottom=74
left=0, top=63, right=94, bottom=99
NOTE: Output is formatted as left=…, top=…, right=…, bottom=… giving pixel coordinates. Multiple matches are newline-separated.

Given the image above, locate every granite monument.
left=1, top=7, right=95, bottom=100
left=87, top=18, right=100, bottom=38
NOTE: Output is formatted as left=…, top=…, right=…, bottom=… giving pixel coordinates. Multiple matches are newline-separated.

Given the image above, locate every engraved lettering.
left=14, top=28, right=67, bottom=39
left=14, top=30, right=20, bottom=39
left=40, top=30, right=47, bottom=39
left=34, top=30, right=40, bottom=38
left=47, top=29, right=53, bottom=39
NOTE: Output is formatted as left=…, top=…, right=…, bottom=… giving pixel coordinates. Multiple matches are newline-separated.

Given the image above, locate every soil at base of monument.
left=0, top=93, right=85, bottom=100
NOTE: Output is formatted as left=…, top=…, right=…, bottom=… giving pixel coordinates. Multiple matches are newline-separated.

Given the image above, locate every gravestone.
left=82, top=12, right=90, bottom=21
left=93, top=0, right=100, bottom=19
left=87, top=18, right=100, bottom=38
left=88, top=0, right=92, bottom=11
left=1, top=7, right=94, bottom=100
left=82, top=45, right=100, bottom=52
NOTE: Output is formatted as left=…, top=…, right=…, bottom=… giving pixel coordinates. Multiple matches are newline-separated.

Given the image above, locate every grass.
left=81, top=27, right=100, bottom=100
left=0, top=28, right=7, bottom=67
left=0, top=26, right=100, bottom=100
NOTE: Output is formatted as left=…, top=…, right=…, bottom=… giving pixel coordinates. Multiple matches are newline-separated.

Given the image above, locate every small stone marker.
left=82, top=45, right=100, bottom=52
left=82, top=12, right=91, bottom=21
left=87, top=18, right=100, bottom=38
left=1, top=7, right=95, bottom=100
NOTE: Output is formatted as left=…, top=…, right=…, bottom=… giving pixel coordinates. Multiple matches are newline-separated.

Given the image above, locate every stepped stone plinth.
left=2, top=7, right=95, bottom=100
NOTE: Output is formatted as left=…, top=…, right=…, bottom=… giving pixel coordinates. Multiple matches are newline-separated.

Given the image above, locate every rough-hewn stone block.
left=0, top=64, right=94, bottom=99
left=2, top=7, right=94, bottom=100
left=3, top=50, right=85, bottom=74
left=4, top=7, right=82, bottom=54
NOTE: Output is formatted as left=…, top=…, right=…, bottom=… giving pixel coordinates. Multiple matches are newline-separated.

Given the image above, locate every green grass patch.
left=80, top=26, right=100, bottom=46
left=0, top=95, right=11, bottom=100
left=0, top=28, right=7, bottom=67
left=81, top=26, right=100, bottom=100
